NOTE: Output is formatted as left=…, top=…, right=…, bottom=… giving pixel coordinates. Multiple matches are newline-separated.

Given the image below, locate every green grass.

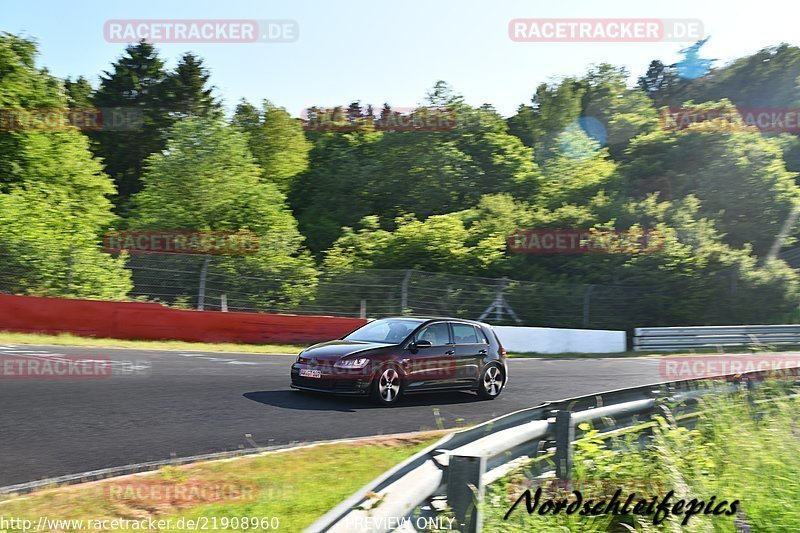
left=0, top=331, right=304, bottom=355
left=0, top=432, right=447, bottom=532
left=484, top=382, right=800, bottom=531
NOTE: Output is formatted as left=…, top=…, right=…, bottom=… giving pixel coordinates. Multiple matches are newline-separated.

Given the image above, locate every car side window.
left=415, top=323, right=451, bottom=346
left=452, top=323, right=481, bottom=344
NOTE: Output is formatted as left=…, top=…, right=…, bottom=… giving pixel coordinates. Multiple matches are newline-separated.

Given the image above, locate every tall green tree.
left=129, top=117, right=317, bottom=309
left=91, top=41, right=170, bottom=206
left=637, top=60, right=683, bottom=107
left=64, top=76, right=94, bottom=109
left=233, top=99, right=311, bottom=191
left=289, top=130, right=381, bottom=253
left=508, top=65, right=658, bottom=162
left=507, top=78, right=584, bottom=158
left=161, top=52, right=221, bottom=119
left=92, top=43, right=220, bottom=209
left=0, top=33, right=131, bottom=298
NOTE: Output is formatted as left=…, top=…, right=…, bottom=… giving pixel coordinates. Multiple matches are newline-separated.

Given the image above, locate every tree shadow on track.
left=243, top=389, right=485, bottom=412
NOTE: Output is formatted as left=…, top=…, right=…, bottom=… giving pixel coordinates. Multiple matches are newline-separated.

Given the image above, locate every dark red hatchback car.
left=290, top=317, right=507, bottom=405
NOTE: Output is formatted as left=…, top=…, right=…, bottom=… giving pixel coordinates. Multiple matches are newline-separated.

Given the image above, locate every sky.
left=4, top=0, right=800, bottom=118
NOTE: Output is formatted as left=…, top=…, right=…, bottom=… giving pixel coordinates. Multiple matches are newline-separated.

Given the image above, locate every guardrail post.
left=554, top=410, right=574, bottom=481
left=744, top=378, right=761, bottom=422
left=448, top=454, right=486, bottom=533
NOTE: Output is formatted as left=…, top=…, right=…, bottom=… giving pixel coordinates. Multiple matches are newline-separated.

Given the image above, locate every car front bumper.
left=290, top=363, right=373, bottom=395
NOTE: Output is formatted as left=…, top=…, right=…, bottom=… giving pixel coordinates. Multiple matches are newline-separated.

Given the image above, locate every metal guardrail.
left=633, top=324, right=800, bottom=351
left=306, top=366, right=800, bottom=533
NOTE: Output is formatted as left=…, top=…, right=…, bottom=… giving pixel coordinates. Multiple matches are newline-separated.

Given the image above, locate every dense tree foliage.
left=0, top=33, right=131, bottom=298
left=290, top=89, right=540, bottom=254
left=91, top=42, right=220, bottom=209
left=232, top=99, right=311, bottom=192
left=3, top=34, right=800, bottom=326
left=508, top=65, right=659, bottom=162
left=129, top=118, right=317, bottom=308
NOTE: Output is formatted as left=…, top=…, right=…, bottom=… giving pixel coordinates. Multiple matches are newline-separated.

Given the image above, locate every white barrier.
left=492, top=326, right=626, bottom=354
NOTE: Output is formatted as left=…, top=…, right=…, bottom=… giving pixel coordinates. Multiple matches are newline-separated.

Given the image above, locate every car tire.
left=371, top=365, right=404, bottom=406
left=477, top=364, right=505, bottom=400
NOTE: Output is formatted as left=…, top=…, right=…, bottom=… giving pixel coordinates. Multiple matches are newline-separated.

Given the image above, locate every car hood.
left=299, top=340, right=391, bottom=362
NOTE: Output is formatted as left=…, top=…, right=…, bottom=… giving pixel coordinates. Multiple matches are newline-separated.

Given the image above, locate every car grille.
left=334, top=380, right=364, bottom=391
left=293, top=376, right=365, bottom=392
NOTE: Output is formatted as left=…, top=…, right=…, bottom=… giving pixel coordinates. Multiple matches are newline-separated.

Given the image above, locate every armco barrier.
left=0, top=294, right=366, bottom=345
left=634, top=325, right=800, bottom=351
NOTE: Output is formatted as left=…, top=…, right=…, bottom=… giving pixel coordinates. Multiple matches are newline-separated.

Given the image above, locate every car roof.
left=373, top=316, right=490, bottom=328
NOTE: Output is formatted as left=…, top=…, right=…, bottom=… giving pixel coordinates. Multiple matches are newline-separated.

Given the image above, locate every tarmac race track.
left=0, top=343, right=684, bottom=486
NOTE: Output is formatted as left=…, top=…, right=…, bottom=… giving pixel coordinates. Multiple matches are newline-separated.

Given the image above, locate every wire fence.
left=112, top=254, right=666, bottom=328
left=0, top=249, right=797, bottom=331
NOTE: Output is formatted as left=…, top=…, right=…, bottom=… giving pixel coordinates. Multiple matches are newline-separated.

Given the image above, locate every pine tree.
left=91, top=40, right=170, bottom=207
left=162, top=52, right=221, bottom=119
left=64, top=76, right=94, bottom=109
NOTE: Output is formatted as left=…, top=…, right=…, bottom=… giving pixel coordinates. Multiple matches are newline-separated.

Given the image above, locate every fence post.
left=65, top=246, right=74, bottom=296
left=400, top=270, right=412, bottom=315
left=360, top=298, right=367, bottom=319
left=197, top=255, right=211, bottom=311
left=582, top=285, right=594, bottom=328
left=448, top=454, right=486, bottom=533
left=554, top=410, right=574, bottom=481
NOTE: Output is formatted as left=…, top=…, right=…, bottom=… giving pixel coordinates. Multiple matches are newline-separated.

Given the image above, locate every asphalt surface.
left=0, top=344, right=688, bottom=486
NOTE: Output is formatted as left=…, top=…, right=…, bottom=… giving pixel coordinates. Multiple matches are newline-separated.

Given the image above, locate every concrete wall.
left=492, top=325, right=626, bottom=354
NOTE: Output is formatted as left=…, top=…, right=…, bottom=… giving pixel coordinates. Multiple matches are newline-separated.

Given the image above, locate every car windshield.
left=343, top=319, right=422, bottom=344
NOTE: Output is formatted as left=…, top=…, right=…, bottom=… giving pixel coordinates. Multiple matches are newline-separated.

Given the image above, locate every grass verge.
left=0, top=331, right=303, bottom=355
left=0, top=431, right=447, bottom=532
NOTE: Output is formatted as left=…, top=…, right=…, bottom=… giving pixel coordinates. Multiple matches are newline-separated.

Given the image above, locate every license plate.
left=300, top=369, right=322, bottom=378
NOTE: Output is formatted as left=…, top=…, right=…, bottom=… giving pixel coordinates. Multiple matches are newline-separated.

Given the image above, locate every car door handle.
left=445, top=350, right=455, bottom=355
left=478, top=349, right=488, bottom=354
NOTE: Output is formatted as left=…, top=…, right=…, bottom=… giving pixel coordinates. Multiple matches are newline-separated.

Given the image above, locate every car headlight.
left=334, top=358, right=370, bottom=369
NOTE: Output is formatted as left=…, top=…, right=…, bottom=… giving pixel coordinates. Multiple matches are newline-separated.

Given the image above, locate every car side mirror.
left=410, top=339, right=432, bottom=353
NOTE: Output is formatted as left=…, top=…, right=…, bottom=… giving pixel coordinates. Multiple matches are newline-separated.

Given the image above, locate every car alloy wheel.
left=478, top=364, right=504, bottom=399
left=372, top=366, right=402, bottom=405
